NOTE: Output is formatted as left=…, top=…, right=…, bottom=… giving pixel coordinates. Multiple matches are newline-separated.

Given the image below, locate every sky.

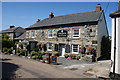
left=2, top=2, right=118, bottom=36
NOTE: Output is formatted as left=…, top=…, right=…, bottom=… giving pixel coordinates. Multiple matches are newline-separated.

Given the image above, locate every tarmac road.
left=1, top=54, right=87, bottom=78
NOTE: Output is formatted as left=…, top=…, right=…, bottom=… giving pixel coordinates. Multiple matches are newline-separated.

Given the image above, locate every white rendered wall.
left=111, top=17, right=120, bottom=74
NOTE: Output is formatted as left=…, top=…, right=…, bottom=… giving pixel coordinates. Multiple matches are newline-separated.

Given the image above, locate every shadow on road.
left=0, top=59, right=12, bottom=61
left=1, top=62, right=19, bottom=79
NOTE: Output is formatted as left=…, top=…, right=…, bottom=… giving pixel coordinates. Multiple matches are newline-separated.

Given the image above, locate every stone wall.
left=26, top=24, right=98, bottom=53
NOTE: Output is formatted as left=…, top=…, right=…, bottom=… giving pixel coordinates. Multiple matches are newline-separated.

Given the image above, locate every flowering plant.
left=67, top=57, right=72, bottom=60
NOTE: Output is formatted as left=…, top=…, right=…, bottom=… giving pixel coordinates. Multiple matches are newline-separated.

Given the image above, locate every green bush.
left=53, top=51, right=60, bottom=56
left=17, top=53, right=21, bottom=56
left=8, top=48, right=13, bottom=54
left=32, top=56, right=36, bottom=59
left=64, top=53, right=69, bottom=58
left=41, top=51, right=45, bottom=55
left=21, top=49, right=26, bottom=56
left=46, top=51, right=52, bottom=56
left=3, top=48, right=8, bottom=53
left=30, top=51, right=37, bottom=56
left=18, top=42, right=22, bottom=46
left=16, top=49, right=26, bottom=56
left=33, top=48, right=39, bottom=52
left=17, top=48, right=20, bottom=53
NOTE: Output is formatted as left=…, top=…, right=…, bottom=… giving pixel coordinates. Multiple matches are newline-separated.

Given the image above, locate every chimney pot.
left=10, top=25, right=15, bottom=28
left=37, top=19, right=40, bottom=23
left=96, top=4, right=102, bottom=11
left=49, top=12, right=54, bottom=19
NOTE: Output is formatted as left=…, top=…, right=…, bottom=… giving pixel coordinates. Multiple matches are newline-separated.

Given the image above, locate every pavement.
left=0, top=54, right=111, bottom=78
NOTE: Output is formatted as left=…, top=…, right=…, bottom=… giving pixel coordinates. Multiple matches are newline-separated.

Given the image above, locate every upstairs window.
left=72, top=28, right=80, bottom=38
left=48, top=30, right=53, bottom=38
left=31, top=31, right=35, bottom=38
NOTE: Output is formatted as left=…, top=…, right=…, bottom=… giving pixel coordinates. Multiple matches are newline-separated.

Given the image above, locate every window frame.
left=48, top=30, right=53, bottom=38
left=72, top=44, right=79, bottom=54
left=31, top=31, right=35, bottom=38
left=47, top=43, right=52, bottom=51
left=72, top=28, right=80, bottom=38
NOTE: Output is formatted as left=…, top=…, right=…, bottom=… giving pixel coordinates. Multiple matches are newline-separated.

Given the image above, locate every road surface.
left=1, top=54, right=86, bottom=78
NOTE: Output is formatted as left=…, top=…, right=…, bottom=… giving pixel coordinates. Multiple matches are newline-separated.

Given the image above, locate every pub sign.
left=57, top=30, right=68, bottom=37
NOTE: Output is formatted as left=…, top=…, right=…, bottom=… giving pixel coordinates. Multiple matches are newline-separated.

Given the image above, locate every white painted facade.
left=111, top=17, right=120, bottom=74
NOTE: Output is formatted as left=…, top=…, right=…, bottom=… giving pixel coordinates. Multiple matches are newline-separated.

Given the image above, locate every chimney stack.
left=96, top=4, right=102, bottom=11
left=49, top=12, right=54, bottom=19
left=36, top=19, right=40, bottom=23
left=10, top=25, right=15, bottom=28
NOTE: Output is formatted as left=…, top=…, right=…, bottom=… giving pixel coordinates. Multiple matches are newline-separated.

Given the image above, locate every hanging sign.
left=57, top=30, right=68, bottom=37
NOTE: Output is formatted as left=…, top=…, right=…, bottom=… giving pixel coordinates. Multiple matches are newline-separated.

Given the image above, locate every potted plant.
left=64, top=53, right=69, bottom=58
left=76, top=55, right=80, bottom=60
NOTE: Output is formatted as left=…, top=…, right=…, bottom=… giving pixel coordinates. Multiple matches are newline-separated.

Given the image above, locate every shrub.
left=32, top=56, right=36, bottom=59
left=53, top=51, right=60, bottom=56
left=17, top=48, right=20, bottom=53
left=21, top=49, right=26, bottom=56
left=30, top=51, right=37, bottom=56
left=8, top=48, right=13, bottom=54
left=64, top=53, right=69, bottom=58
left=70, top=54, right=76, bottom=59
left=17, top=53, right=21, bottom=56
left=41, top=51, right=45, bottom=55
left=76, top=55, right=80, bottom=60
left=3, top=48, right=8, bottom=53
left=33, top=48, right=39, bottom=52
left=18, top=42, right=22, bottom=46
left=46, top=51, right=52, bottom=56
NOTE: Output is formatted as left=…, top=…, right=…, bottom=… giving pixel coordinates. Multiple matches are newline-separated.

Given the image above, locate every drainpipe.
left=113, top=17, right=116, bottom=77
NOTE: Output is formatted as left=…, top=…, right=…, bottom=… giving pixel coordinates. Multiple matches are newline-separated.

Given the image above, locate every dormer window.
left=72, top=28, right=80, bottom=38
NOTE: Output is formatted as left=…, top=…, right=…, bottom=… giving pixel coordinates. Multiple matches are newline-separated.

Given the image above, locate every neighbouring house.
left=0, top=26, right=26, bottom=42
left=25, top=4, right=109, bottom=60
left=110, top=1, right=120, bottom=77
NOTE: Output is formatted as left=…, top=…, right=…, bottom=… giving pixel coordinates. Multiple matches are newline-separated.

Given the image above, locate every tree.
left=2, top=33, right=15, bottom=48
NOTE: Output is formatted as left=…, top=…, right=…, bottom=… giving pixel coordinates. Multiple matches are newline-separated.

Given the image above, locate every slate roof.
left=0, top=27, right=24, bottom=33
left=26, top=11, right=103, bottom=29
left=14, top=32, right=26, bottom=40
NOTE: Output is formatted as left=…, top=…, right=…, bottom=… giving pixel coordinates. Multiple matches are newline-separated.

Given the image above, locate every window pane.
left=73, top=45, right=78, bottom=52
left=48, top=30, right=52, bottom=38
left=72, top=28, right=79, bottom=38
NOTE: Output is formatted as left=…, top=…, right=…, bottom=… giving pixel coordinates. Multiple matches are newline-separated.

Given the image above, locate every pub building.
left=25, top=4, right=109, bottom=60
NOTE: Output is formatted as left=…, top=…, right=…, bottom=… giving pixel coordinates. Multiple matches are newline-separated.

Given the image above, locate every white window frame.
left=72, top=44, right=79, bottom=54
left=48, top=30, right=53, bottom=38
left=31, top=31, right=35, bottom=38
left=47, top=43, right=52, bottom=51
left=72, top=28, right=80, bottom=38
